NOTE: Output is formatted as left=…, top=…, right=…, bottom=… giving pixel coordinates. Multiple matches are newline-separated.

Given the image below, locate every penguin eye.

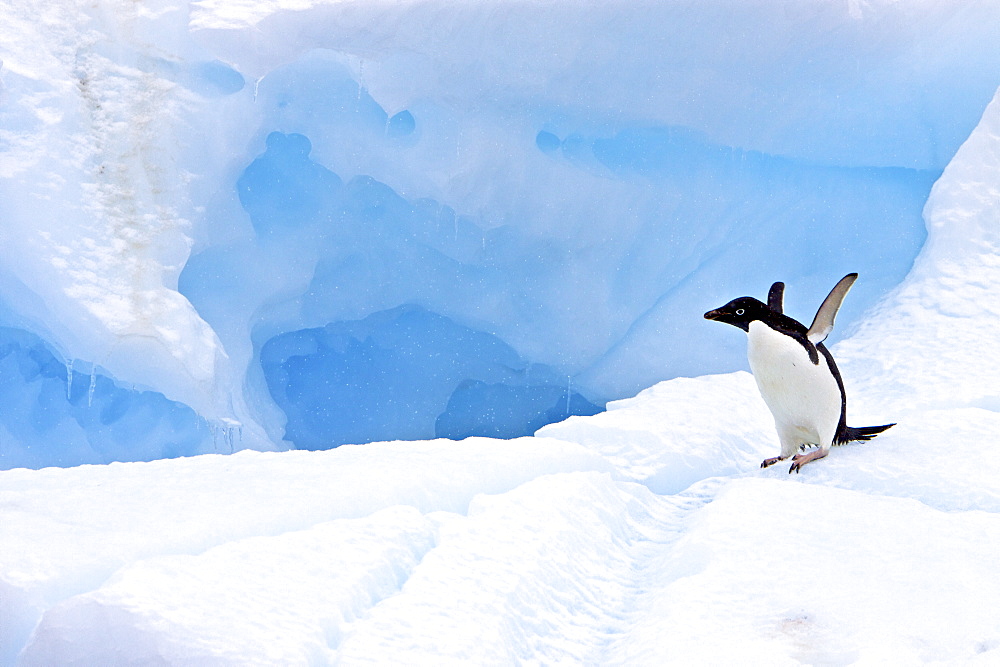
left=736, top=308, right=745, bottom=316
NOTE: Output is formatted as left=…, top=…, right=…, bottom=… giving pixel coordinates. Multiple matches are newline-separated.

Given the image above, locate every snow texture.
left=2, top=0, right=1000, bottom=662
left=3, top=0, right=1000, bottom=464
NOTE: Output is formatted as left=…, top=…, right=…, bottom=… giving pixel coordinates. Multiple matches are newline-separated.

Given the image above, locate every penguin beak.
left=704, top=308, right=723, bottom=321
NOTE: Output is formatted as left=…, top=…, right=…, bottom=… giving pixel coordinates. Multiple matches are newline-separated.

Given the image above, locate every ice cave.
left=0, top=1, right=997, bottom=468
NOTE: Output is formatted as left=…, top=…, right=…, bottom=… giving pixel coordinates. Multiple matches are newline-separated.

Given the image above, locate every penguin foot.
left=788, top=449, right=828, bottom=474
left=760, top=456, right=786, bottom=469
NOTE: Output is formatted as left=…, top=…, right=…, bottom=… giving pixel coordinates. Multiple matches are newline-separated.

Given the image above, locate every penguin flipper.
left=807, top=273, right=858, bottom=344
left=767, top=282, right=785, bottom=313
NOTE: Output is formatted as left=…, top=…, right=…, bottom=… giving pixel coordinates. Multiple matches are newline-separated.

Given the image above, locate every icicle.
left=65, top=359, right=73, bottom=400
left=357, top=59, right=365, bottom=102
left=212, top=418, right=243, bottom=454
left=87, top=367, right=97, bottom=407
left=565, top=376, right=572, bottom=417
left=252, top=76, right=262, bottom=102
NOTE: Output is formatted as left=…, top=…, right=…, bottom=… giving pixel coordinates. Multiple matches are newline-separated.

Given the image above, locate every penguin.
left=704, top=273, right=894, bottom=473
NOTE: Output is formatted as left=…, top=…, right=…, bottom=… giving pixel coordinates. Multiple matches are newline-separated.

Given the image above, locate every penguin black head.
left=703, top=297, right=772, bottom=332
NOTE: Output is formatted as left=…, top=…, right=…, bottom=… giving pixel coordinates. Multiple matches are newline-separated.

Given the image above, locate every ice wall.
left=2, top=0, right=1000, bottom=465
left=0, top=0, right=234, bottom=421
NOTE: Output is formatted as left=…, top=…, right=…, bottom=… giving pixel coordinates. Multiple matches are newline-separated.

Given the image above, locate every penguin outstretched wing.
left=767, top=282, right=784, bottom=313
left=807, top=273, right=858, bottom=344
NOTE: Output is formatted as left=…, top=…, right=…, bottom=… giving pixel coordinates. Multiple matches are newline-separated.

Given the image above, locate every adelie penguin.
left=704, top=273, right=894, bottom=473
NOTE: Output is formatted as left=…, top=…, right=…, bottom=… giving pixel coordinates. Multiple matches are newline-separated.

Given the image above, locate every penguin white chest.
left=746, top=320, right=841, bottom=450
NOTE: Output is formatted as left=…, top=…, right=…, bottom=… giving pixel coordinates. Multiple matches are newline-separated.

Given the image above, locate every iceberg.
left=2, top=0, right=999, bottom=464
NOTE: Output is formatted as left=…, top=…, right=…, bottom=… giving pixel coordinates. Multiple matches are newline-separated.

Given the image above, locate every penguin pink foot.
left=760, top=456, right=786, bottom=469
left=788, top=448, right=828, bottom=474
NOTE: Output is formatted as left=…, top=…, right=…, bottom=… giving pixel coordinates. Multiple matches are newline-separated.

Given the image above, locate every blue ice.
left=261, top=305, right=601, bottom=449
left=0, top=328, right=211, bottom=470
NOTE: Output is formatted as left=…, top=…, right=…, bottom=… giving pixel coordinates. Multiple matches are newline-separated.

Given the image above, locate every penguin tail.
left=836, top=423, right=896, bottom=445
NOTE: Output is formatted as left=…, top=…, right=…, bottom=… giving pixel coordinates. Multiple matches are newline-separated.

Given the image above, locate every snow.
left=6, top=408, right=1000, bottom=662
left=608, top=479, right=1000, bottom=665
left=2, top=0, right=1000, bottom=663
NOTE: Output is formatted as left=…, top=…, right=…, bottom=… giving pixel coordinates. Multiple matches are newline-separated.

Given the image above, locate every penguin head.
left=704, top=297, right=771, bottom=332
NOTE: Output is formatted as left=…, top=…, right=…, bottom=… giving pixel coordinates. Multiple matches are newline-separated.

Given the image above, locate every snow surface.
left=3, top=0, right=1000, bottom=464
left=3, top=85, right=1000, bottom=661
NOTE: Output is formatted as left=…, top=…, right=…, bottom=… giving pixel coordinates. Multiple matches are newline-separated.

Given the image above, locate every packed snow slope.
left=2, top=0, right=1000, bottom=466
left=2, top=83, right=1000, bottom=667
